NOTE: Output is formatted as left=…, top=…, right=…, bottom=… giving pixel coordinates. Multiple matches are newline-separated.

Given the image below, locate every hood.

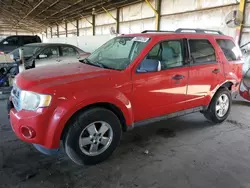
left=16, top=62, right=115, bottom=90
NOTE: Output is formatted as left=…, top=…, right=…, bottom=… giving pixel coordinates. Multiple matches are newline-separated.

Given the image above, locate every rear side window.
left=216, top=39, right=242, bottom=61
left=61, top=46, right=78, bottom=56
left=23, top=36, right=39, bottom=45
left=189, top=39, right=216, bottom=64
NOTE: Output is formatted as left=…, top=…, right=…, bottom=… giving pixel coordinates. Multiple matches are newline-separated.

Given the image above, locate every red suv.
left=8, top=28, right=244, bottom=165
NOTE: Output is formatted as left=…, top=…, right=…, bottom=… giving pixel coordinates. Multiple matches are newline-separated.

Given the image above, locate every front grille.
left=11, top=84, right=22, bottom=111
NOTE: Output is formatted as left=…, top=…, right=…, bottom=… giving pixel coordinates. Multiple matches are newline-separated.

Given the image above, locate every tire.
left=203, top=88, right=232, bottom=124
left=63, top=108, right=122, bottom=165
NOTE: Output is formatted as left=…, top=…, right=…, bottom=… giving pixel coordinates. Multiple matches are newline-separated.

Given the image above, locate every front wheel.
left=63, top=108, right=122, bottom=165
left=203, top=88, right=232, bottom=123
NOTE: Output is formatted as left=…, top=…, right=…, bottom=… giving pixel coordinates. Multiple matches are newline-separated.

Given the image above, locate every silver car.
left=10, top=43, right=90, bottom=72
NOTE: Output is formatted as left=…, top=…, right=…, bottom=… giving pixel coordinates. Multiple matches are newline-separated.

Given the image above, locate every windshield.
left=11, top=46, right=41, bottom=58
left=85, top=36, right=150, bottom=70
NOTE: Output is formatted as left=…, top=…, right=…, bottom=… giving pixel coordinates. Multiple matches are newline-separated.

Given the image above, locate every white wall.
left=44, top=35, right=115, bottom=53
left=161, top=5, right=237, bottom=37
left=44, top=0, right=250, bottom=51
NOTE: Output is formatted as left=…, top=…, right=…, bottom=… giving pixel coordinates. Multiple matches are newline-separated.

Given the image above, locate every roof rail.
left=141, top=30, right=173, bottom=33
left=175, top=28, right=223, bottom=35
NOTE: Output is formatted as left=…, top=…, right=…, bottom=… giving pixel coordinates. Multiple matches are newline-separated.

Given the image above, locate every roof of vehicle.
left=24, top=43, right=78, bottom=47
left=6, top=35, right=40, bottom=37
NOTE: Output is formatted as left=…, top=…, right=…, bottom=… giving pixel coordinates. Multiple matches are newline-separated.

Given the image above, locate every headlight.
left=20, top=91, right=52, bottom=111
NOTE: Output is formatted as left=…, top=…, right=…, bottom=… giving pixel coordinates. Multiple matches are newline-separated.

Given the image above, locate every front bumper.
left=8, top=100, right=60, bottom=151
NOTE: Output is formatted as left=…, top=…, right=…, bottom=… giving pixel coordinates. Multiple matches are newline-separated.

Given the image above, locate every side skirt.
left=132, top=106, right=206, bottom=128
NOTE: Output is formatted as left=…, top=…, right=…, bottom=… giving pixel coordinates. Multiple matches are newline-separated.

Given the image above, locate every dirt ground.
left=1, top=96, right=250, bottom=188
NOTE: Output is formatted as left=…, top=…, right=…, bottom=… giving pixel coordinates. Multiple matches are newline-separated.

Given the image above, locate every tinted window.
left=189, top=39, right=216, bottom=64
left=3, top=36, right=19, bottom=45
left=40, top=47, right=59, bottom=58
left=23, top=36, right=38, bottom=45
left=146, top=40, right=184, bottom=69
left=216, top=39, right=242, bottom=61
left=61, top=46, right=78, bottom=56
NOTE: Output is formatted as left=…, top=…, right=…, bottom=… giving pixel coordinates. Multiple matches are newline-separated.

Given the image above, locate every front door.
left=132, top=39, right=189, bottom=122
left=35, top=46, right=60, bottom=68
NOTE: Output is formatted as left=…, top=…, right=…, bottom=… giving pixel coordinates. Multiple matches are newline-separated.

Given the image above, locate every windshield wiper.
left=80, top=59, right=119, bottom=70
left=98, top=63, right=119, bottom=70
left=80, top=58, right=104, bottom=68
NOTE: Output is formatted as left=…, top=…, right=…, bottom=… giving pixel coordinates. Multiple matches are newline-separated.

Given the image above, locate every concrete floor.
left=1, top=97, right=250, bottom=188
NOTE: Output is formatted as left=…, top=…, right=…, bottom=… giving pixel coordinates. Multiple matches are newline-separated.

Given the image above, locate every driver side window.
left=146, top=40, right=184, bottom=70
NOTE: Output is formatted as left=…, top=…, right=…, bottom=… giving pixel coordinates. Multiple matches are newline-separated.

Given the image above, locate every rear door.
left=186, top=37, right=224, bottom=108
left=58, top=45, right=80, bottom=64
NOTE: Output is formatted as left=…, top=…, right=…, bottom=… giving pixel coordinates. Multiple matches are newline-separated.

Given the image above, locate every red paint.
left=9, top=32, right=243, bottom=149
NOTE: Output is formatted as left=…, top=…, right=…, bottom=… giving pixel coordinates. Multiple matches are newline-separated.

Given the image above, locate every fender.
left=44, top=89, right=133, bottom=148
left=204, top=70, right=239, bottom=106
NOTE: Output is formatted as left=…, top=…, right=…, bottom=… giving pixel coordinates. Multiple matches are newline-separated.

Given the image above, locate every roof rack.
left=175, top=28, right=223, bottom=35
left=141, top=28, right=223, bottom=35
left=141, top=30, right=174, bottom=33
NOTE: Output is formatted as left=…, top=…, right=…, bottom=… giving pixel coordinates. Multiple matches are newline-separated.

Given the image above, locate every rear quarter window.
left=216, top=39, right=242, bottom=61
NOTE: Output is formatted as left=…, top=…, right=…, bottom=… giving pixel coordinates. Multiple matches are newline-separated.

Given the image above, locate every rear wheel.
left=203, top=88, right=231, bottom=123
left=63, top=108, right=122, bottom=165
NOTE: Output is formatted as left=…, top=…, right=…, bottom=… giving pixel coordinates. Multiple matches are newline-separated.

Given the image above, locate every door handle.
left=212, top=68, right=220, bottom=74
left=172, top=75, right=185, bottom=80
left=56, top=59, right=61, bottom=62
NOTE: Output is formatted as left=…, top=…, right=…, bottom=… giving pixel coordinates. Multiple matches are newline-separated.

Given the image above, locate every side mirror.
left=3, top=41, right=8, bottom=45
left=38, top=54, right=47, bottom=59
left=137, top=59, right=161, bottom=73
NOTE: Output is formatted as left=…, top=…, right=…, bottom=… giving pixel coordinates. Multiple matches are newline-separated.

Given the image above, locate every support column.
left=102, top=7, right=119, bottom=34
left=56, top=24, right=59, bottom=38
left=156, top=0, right=162, bottom=31
left=92, top=15, right=95, bottom=36
left=50, top=27, right=52, bottom=38
left=236, top=0, right=247, bottom=44
left=145, top=0, right=160, bottom=30
left=65, top=22, right=68, bottom=37
left=76, top=20, right=79, bottom=36
left=116, top=8, right=120, bottom=34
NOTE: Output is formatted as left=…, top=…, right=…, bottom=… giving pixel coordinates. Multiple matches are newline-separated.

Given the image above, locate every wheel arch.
left=61, top=102, right=128, bottom=141
left=219, top=81, right=234, bottom=91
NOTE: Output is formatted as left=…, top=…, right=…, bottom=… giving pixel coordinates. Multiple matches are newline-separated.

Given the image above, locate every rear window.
left=23, top=36, right=40, bottom=45
left=216, top=39, right=242, bottom=61
left=189, top=39, right=216, bottom=64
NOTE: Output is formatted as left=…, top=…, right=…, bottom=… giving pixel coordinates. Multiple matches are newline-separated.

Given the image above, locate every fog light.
left=20, top=126, right=36, bottom=139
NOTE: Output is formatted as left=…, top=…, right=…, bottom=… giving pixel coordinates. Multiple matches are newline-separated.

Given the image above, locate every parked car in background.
left=0, top=35, right=41, bottom=54
left=9, top=43, right=91, bottom=72
left=8, top=29, right=244, bottom=165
